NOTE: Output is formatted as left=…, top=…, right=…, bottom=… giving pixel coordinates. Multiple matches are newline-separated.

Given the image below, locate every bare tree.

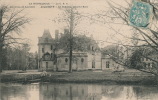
left=54, top=7, right=85, bottom=73
left=68, top=7, right=74, bottom=73
left=96, top=0, right=158, bottom=76
left=0, top=5, right=30, bottom=72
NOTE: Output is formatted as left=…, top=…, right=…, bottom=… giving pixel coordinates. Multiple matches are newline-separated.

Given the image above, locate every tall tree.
left=54, top=7, right=84, bottom=73
left=0, top=6, right=30, bottom=72
left=68, top=7, right=74, bottom=73
left=21, top=43, right=30, bottom=71
left=58, top=33, right=100, bottom=52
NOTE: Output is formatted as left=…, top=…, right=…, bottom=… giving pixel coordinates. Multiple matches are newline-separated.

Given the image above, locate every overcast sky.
left=1, top=0, right=132, bottom=53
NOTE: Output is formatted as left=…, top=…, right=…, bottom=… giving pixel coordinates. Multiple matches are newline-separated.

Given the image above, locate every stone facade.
left=38, top=29, right=102, bottom=71
left=101, top=55, right=125, bottom=71
left=101, top=55, right=117, bottom=70
left=141, top=54, right=158, bottom=68
left=56, top=52, right=88, bottom=71
left=38, top=29, right=54, bottom=71
left=55, top=52, right=102, bottom=71
left=87, top=52, right=102, bottom=70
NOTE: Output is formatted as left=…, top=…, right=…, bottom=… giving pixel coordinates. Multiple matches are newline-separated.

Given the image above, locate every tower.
left=38, top=29, right=54, bottom=71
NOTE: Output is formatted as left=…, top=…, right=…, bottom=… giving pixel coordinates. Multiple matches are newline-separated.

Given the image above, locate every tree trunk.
left=69, top=8, right=74, bottom=73
left=69, top=41, right=72, bottom=73
left=155, top=75, right=158, bottom=85
left=0, top=45, right=2, bottom=72
left=0, top=7, right=3, bottom=73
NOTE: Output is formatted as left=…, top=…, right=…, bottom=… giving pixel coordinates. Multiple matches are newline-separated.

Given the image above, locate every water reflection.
left=0, top=83, right=158, bottom=100
left=0, top=83, right=39, bottom=100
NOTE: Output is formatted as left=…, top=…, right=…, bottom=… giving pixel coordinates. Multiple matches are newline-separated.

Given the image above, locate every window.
left=42, top=48, right=44, bottom=53
left=51, top=45, right=53, bottom=50
left=92, top=61, right=95, bottom=68
left=65, top=58, right=68, bottom=63
left=51, top=53, right=53, bottom=58
left=81, top=58, right=84, bottom=63
left=106, top=61, right=110, bottom=68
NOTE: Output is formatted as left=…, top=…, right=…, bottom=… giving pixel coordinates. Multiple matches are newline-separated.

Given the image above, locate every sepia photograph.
left=0, top=0, right=158, bottom=100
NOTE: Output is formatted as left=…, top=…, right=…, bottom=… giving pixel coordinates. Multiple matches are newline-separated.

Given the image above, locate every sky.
left=1, top=0, right=133, bottom=53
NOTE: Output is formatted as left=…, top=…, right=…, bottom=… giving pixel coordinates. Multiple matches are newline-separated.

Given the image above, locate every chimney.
left=55, top=30, right=59, bottom=40
left=64, top=29, right=69, bottom=34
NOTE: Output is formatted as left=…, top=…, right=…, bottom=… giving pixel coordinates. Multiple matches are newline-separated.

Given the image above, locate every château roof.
left=42, top=29, right=52, bottom=39
left=38, top=29, right=54, bottom=44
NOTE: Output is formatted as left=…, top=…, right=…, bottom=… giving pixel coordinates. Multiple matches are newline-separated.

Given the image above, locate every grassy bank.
left=0, top=70, right=157, bottom=85
left=41, top=71, right=156, bottom=85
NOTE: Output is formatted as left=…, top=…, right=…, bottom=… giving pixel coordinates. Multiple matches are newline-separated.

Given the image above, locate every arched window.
left=65, top=58, right=68, bottom=63
left=81, top=58, right=84, bottom=63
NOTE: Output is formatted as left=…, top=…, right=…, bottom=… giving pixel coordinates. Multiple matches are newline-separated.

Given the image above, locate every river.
left=0, top=83, right=158, bottom=100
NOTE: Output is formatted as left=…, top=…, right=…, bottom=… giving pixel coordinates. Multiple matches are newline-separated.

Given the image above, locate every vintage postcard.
left=0, top=0, right=158, bottom=100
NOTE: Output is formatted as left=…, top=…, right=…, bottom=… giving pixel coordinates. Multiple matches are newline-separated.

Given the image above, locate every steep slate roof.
left=42, top=29, right=52, bottom=39
left=38, top=29, right=54, bottom=44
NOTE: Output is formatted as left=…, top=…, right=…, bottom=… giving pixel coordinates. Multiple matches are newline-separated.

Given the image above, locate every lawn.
left=0, top=69, right=156, bottom=85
